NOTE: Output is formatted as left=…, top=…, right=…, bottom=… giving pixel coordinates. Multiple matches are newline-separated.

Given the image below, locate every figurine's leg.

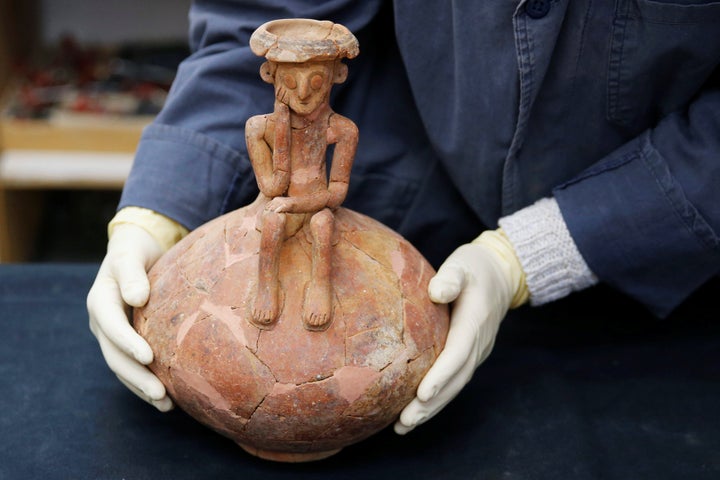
left=303, top=208, right=334, bottom=330
left=252, top=211, right=285, bottom=327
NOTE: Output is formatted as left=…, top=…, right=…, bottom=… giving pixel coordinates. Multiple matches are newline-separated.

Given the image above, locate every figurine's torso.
left=270, top=111, right=329, bottom=199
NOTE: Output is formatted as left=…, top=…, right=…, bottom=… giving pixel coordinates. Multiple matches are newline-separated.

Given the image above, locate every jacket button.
left=525, top=0, right=551, bottom=18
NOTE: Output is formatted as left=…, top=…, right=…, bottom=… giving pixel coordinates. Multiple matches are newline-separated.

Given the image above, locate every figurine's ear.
left=259, top=61, right=276, bottom=84
left=333, top=63, right=348, bottom=84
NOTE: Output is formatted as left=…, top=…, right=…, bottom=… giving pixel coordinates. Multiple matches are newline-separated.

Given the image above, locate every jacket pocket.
left=607, top=0, right=720, bottom=132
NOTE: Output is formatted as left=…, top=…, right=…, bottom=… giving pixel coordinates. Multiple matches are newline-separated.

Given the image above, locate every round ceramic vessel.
left=134, top=196, right=449, bottom=462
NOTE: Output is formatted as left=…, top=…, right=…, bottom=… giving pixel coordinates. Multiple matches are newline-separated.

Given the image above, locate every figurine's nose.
left=298, top=77, right=312, bottom=100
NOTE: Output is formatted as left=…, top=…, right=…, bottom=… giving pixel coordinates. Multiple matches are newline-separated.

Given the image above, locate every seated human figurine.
left=245, top=19, right=359, bottom=331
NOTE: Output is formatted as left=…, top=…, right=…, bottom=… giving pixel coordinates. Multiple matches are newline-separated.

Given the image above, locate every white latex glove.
left=395, top=229, right=528, bottom=434
left=87, top=222, right=173, bottom=411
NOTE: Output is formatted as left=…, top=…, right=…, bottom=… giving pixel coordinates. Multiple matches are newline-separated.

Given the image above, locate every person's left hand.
left=394, top=229, right=528, bottom=435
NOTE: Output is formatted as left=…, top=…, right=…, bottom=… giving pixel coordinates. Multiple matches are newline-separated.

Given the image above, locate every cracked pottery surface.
left=133, top=18, right=448, bottom=463
left=134, top=198, right=448, bottom=461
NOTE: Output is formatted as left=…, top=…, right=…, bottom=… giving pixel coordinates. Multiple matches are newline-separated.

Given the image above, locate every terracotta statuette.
left=246, top=19, right=359, bottom=331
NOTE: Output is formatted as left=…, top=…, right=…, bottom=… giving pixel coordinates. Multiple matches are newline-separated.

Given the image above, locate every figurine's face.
left=274, top=61, right=335, bottom=116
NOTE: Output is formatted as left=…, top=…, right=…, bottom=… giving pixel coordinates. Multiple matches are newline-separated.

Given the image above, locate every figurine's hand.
left=394, top=230, right=528, bottom=434
left=265, top=196, right=295, bottom=213
left=87, top=224, right=174, bottom=411
left=272, top=102, right=291, bottom=175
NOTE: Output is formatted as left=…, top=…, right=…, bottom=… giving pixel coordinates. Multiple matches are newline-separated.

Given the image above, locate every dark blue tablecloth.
left=1, top=263, right=719, bottom=479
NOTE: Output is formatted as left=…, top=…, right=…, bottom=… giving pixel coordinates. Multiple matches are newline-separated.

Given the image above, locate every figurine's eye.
left=310, top=74, right=324, bottom=90
left=283, top=74, right=297, bottom=89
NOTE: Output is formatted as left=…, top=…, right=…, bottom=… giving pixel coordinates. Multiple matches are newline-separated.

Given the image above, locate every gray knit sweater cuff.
left=498, top=197, right=598, bottom=306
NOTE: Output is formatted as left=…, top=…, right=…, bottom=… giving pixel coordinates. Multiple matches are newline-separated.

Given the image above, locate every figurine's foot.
left=251, top=292, right=280, bottom=329
left=251, top=308, right=277, bottom=328
left=303, top=283, right=332, bottom=331
left=304, top=310, right=330, bottom=331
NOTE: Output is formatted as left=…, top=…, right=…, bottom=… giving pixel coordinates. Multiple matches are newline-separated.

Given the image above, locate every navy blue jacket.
left=120, top=0, right=720, bottom=316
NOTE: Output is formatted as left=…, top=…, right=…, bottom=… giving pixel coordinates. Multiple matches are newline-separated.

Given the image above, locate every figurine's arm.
left=326, top=115, right=358, bottom=208
left=270, top=102, right=291, bottom=191
left=245, top=107, right=290, bottom=198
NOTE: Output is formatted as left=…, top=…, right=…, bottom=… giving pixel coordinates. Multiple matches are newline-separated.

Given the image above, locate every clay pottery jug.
left=133, top=18, right=449, bottom=462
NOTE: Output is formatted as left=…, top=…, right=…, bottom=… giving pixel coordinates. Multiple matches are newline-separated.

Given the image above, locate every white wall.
left=40, top=0, right=192, bottom=45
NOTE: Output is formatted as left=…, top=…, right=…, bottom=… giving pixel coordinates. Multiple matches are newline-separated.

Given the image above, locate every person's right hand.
left=87, top=223, right=173, bottom=411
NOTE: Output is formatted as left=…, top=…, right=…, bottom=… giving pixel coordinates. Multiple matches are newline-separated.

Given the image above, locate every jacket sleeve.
left=553, top=86, right=720, bottom=317
left=118, top=0, right=382, bottom=230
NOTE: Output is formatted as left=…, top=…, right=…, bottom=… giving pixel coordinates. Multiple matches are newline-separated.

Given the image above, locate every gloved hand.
left=395, top=229, right=528, bottom=434
left=87, top=208, right=187, bottom=411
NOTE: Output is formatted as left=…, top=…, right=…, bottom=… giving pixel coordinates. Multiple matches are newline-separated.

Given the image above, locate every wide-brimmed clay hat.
left=250, top=18, right=359, bottom=63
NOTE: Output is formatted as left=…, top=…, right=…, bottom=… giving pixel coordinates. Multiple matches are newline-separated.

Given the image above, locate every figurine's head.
left=250, top=19, right=359, bottom=116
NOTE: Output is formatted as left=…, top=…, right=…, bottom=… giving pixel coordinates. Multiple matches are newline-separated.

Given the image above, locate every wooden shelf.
left=0, top=114, right=148, bottom=153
